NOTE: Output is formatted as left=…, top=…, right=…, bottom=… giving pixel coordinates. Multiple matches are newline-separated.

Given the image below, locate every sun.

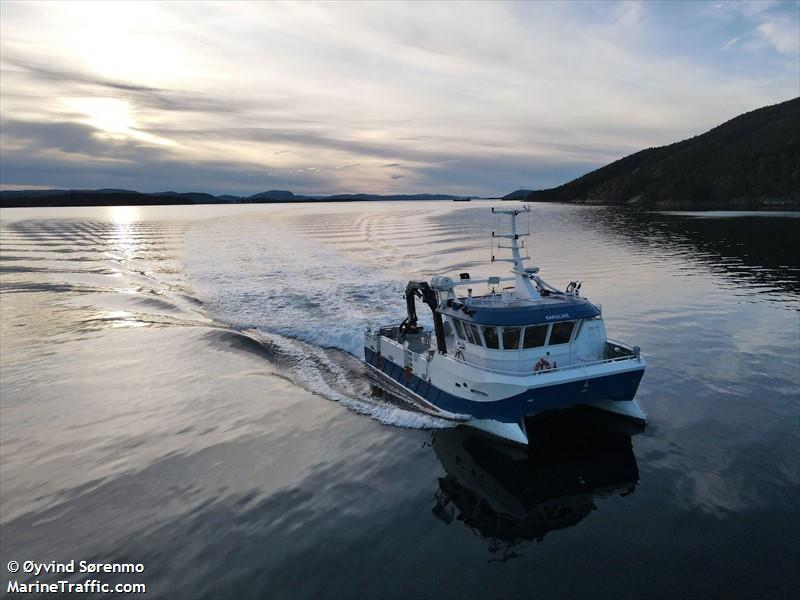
left=68, top=97, right=173, bottom=146
left=77, top=98, right=135, bottom=135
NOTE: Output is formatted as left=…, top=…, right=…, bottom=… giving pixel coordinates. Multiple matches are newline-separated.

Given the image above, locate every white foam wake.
left=184, top=214, right=451, bottom=431
left=245, top=329, right=453, bottom=429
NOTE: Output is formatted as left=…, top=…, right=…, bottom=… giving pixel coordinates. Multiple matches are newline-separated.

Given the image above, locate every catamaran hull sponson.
left=364, top=347, right=645, bottom=426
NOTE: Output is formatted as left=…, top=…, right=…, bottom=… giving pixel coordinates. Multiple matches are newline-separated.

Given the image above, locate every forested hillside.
left=527, top=98, right=799, bottom=209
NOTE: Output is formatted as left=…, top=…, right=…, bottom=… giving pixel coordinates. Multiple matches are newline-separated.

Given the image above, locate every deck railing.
left=369, top=329, right=642, bottom=378
left=439, top=340, right=642, bottom=377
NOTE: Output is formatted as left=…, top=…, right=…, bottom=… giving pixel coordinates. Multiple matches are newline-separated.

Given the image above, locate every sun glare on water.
left=108, top=205, right=138, bottom=224
left=107, top=206, right=140, bottom=261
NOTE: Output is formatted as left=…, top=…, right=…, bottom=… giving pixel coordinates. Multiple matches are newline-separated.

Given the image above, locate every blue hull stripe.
left=365, top=348, right=644, bottom=423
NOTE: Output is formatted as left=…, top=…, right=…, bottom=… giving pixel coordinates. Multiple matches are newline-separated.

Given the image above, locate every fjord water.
left=1, top=202, right=798, bottom=599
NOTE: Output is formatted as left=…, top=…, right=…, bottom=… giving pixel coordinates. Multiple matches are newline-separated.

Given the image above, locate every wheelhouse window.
left=462, top=320, right=477, bottom=344
left=452, top=319, right=466, bottom=340
left=482, top=326, right=499, bottom=349
left=471, top=323, right=484, bottom=346
left=549, top=321, right=576, bottom=345
left=522, top=324, right=548, bottom=348
left=502, top=327, right=521, bottom=350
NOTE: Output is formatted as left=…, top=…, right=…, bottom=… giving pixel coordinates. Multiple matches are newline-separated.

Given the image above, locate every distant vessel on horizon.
left=364, top=205, right=647, bottom=444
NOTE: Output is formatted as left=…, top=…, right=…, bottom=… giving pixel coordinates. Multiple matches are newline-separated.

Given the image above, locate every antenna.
left=489, top=205, right=539, bottom=300
left=525, top=204, right=531, bottom=260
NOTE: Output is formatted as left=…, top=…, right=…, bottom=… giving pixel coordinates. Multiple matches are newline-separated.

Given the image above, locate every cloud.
left=2, top=56, right=258, bottom=116
left=0, top=132, right=331, bottom=196
left=720, top=35, right=742, bottom=51
left=1, top=1, right=797, bottom=195
left=757, top=19, right=800, bottom=56
left=706, top=0, right=800, bottom=57
left=0, top=119, right=169, bottom=160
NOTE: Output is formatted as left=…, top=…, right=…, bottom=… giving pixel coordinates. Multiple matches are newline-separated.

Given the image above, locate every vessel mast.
left=491, top=206, right=540, bottom=300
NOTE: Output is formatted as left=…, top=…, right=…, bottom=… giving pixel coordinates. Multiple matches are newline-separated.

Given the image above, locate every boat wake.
left=184, top=215, right=453, bottom=431
left=243, top=328, right=454, bottom=429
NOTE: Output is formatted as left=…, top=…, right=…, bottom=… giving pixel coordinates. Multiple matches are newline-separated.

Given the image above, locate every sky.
left=0, top=1, right=798, bottom=197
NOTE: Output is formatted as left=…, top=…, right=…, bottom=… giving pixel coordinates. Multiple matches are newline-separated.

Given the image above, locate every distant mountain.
left=153, top=191, right=220, bottom=203
left=0, top=188, right=468, bottom=207
left=0, top=189, right=70, bottom=198
left=525, top=97, right=799, bottom=209
left=325, top=193, right=463, bottom=201
left=247, top=190, right=296, bottom=200
left=503, top=189, right=534, bottom=200
left=0, top=189, right=225, bottom=207
left=95, top=188, right=141, bottom=195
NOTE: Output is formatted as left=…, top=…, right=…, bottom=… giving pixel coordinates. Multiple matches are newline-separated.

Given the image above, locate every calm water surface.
left=1, top=202, right=798, bottom=599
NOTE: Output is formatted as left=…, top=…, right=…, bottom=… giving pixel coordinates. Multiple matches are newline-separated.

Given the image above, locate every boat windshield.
left=453, top=319, right=466, bottom=339
left=522, top=324, right=548, bottom=348
left=447, top=318, right=580, bottom=351
left=468, top=323, right=482, bottom=345
left=482, top=326, right=499, bottom=349
left=549, top=321, right=576, bottom=345
left=502, top=327, right=521, bottom=350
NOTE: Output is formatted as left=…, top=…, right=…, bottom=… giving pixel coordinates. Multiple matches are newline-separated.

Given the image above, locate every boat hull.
left=364, top=347, right=645, bottom=424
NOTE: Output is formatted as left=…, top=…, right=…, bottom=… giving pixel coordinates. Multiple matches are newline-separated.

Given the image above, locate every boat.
left=363, top=205, right=647, bottom=444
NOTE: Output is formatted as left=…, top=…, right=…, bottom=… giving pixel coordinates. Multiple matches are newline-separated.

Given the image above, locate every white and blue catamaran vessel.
left=364, top=205, right=646, bottom=444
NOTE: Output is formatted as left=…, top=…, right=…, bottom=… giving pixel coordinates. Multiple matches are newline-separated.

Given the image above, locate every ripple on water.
left=1, top=203, right=798, bottom=598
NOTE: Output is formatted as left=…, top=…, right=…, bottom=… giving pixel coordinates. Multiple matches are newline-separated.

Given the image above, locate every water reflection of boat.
left=431, top=409, right=639, bottom=552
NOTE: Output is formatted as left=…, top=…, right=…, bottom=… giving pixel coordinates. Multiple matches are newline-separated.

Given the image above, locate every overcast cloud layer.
left=1, top=0, right=798, bottom=196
